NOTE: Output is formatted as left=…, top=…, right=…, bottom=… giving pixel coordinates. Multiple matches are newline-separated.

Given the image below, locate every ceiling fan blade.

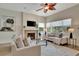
left=52, top=7, right=56, bottom=10
left=36, top=8, right=43, bottom=11
left=52, top=3, right=56, bottom=6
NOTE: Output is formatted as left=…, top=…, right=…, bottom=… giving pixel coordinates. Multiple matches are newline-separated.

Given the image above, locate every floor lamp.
left=68, top=27, right=74, bottom=39
left=68, top=27, right=76, bottom=47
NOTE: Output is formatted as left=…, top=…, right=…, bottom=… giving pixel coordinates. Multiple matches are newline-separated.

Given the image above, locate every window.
left=38, top=23, right=45, bottom=32
left=46, top=23, right=52, bottom=32
left=51, top=21, right=62, bottom=27
left=62, top=19, right=71, bottom=26
left=38, top=23, right=45, bottom=36
left=46, top=18, right=72, bottom=33
left=38, top=23, right=44, bottom=28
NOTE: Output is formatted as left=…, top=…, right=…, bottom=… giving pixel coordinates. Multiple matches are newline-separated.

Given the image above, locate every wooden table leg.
left=74, top=39, right=77, bottom=48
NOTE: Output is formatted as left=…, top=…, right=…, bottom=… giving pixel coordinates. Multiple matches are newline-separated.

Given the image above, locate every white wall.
left=23, top=13, right=45, bottom=31
left=23, top=13, right=45, bottom=28
left=46, top=4, right=79, bottom=46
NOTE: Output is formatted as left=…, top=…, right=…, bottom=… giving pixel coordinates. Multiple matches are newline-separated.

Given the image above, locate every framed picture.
left=0, top=16, right=15, bottom=31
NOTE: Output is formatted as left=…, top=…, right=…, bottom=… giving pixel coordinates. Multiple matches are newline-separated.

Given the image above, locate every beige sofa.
left=47, top=37, right=67, bottom=45
left=47, top=33, right=68, bottom=45
left=11, top=42, right=41, bottom=56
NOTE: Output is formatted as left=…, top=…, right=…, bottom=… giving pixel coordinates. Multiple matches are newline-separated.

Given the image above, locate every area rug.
left=41, top=42, right=79, bottom=56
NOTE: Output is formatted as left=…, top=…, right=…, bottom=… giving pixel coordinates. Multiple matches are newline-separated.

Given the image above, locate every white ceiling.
left=0, top=3, right=78, bottom=16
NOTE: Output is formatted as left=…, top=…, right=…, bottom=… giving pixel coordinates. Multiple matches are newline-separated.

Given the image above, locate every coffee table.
left=36, top=38, right=48, bottom=46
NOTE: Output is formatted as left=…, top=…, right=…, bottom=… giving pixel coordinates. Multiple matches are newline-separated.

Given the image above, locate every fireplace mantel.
left=23, top=27, right=38, bottom=31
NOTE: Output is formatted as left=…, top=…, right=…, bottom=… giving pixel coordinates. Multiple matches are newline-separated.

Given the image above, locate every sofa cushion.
left=15, top=38, right=24, bottom=48
left=48, top=34, right=56, bottom=37
left=23, top=39, right=28, bottom=46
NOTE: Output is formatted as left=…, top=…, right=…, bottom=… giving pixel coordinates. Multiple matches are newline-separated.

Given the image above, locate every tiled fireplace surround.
left=24, top=30, right=38, bottom=39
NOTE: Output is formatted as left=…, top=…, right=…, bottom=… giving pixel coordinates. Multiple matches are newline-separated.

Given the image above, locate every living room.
left=0, top=3, right=79, bottom=56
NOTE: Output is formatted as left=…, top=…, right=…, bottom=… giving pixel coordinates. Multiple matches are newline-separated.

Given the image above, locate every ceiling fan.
left=36, top=3, right=56, bottom=13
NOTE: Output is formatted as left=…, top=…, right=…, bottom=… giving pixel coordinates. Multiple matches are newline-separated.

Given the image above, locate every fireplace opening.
left=27, top=33, right=35, bottom=40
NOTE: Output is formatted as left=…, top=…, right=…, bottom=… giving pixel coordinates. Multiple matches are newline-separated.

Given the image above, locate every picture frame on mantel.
left=0, top=16, right=15, bottom=32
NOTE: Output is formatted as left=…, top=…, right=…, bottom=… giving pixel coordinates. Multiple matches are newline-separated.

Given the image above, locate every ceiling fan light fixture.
left=45, top=3, right=48, bottom=5
left=44, top=6, right=49, bottom=9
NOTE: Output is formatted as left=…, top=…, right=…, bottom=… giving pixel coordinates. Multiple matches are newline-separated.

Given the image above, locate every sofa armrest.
left=10, top=42, right=17, bottom=54
left=11, top=43, right=41, bottom=56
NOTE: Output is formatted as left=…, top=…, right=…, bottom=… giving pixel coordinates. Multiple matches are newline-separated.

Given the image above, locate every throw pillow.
left=27, top=37, right=32, bottom=46
left=23, top=39, right=29, bottom=46
left=15, top=38, right=24, bottom=48
left=59, top=33, right=63, bottom=38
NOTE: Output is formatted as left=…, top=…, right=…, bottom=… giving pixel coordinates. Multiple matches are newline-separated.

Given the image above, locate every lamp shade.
left=68, top=28, right=74, bottom=32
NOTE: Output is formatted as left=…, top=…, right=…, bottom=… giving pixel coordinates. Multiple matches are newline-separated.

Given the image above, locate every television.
left=27, top=21, right=36, bottom=27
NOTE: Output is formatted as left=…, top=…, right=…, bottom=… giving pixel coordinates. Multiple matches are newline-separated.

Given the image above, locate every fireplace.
left=27, top=33, right=35, bottom=40
left=23, top=30, right=38, bottom=40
